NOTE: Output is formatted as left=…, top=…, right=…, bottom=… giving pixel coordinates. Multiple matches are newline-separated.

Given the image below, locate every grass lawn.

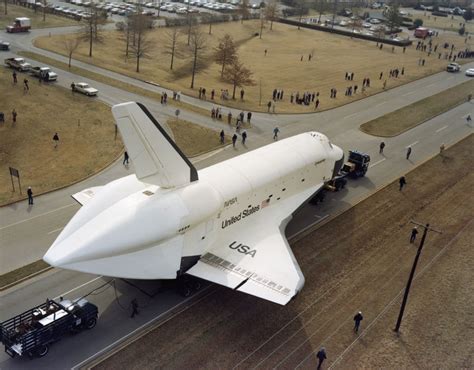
left=0, top=65, right=224, bottom=206
left=0, top=4, right=79, bottom=29
left=0, top=67, right=123, bottom=205
left=0, top=260, right=50, bottom=291
left=360, top=79, right=474, bottom=136
left=34, top=20, right=474, bottom=113
left=18, top=51, right=211, bottom=119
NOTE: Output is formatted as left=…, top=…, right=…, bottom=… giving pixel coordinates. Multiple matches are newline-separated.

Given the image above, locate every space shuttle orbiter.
left=44, top=102, right=344, bottom=305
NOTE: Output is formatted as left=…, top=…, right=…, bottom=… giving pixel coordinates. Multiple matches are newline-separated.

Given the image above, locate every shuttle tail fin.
left=112, top=102, right=198, bottom=188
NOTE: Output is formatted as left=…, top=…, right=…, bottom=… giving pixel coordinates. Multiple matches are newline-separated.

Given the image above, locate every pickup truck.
left=6, top=17, right=31, bottom=33
left=4, top=57, right=32, bottom=71
left=30, top=66, right=58, bottom=81
left=0, top=297, right=98, bottom=358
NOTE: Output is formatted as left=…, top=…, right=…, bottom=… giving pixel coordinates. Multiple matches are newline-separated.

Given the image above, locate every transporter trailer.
left=311, top=150, right=370, bottom=204
left=0, top=297, right=98, bottom=358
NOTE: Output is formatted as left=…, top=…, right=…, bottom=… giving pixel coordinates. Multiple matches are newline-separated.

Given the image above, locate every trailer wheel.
left=36, top=344, right=49, bottom=357
left=85, top=317, right=97, bottom=329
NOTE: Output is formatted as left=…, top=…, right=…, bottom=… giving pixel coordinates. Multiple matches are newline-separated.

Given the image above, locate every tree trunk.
left=89, top=26, right=93, bottom=57
left=68, top=53, right=72, bottom=67
left=232, top=82, right=236, bottom=99
left=209, top=21, right=212, bottom=35
left=260, top=19, right=263, bottom=38
left=170, top=44, right=175, bottom=70
left=136, top=31, right=141, bottom=72
left=125, top=27, right=130, bottom=58
left=4, top=0, right=7, bottom=15
left=190, top=48, right=197, bottom=88
left=221, top=59, right=225, bottom=77
left=270, top=19, right=273, bottom=30
left=136, top=54, right=140, bottom=72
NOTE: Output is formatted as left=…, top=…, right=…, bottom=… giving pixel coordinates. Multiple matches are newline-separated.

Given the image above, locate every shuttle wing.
left=112, top=102, right=198, bottom=188
left=187, top=186, right=323, bottom=305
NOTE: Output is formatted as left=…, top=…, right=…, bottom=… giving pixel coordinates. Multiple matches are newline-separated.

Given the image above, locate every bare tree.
left=4, top=0, right=7, bottom=15
left=129, top=13, right=153, bottom=73
left=351, top=17, right=363, bottom=35
left=201, top=12, right=217, bottom=35
left=316, top=0, right=326, bottom=23
left=188, top=27, right=207, bottom=89
left=186, top=12, right=198, bottom=45
left=163, top=27, right=182, bottom=70
left=224, top=57, right=255, bottom=99
left=63, top=36, right=82, bottom=68
left=81, top=4, right=106, bottom=57
left=215, top=34, right=237, bottom=77
left=238, top=0, right=250, bottom=24
left=264, top=0, right=280, bottom=30
left=42, top=0, right=48, bottom=22
left=259, top=12, right=265, bottom=39
left=296, top=0, right=309, bottom=30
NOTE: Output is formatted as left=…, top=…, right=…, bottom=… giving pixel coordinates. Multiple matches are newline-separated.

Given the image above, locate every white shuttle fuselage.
left=44, top=102, right=343, bottom=305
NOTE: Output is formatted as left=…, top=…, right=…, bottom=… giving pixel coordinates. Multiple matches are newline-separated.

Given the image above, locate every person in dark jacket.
left=220, top=130, right=225, bottom=144
left=410, top=227, right=418, bottom=243
left=232, top=134, right=238, bottom=147
left=316, top=347, right=327, bottom=369
left=354, top=311, right=363, bottom=333
left=123, top=151, right=129, bottom=165
left=27, top=187, right=33, bottom=205
left=399, top=176, right=407, bottom=191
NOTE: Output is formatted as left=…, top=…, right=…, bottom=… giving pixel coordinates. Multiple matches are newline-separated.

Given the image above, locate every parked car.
left=465, top=68, right=474, bottom=77
left=72, top=82, right=98, bottom=96
left=446, top=63, right=461, bottom=72
left=369, top=18, right=381, bottom=24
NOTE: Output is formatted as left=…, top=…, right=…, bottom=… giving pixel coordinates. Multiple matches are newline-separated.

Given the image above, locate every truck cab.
left=6, top=17, right=31, bottom=33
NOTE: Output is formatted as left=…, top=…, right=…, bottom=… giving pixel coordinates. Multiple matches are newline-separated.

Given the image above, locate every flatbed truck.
left=0, top=297, right=98, bottom=358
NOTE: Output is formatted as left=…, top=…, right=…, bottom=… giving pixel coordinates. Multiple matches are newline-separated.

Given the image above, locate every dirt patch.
left=0, top=4, right=79, bottom=29
left=360, top=79, right=474, bottom=136
left=95, top=135, right=473, bottom=369
left=34, top=20, right=474, bottom=113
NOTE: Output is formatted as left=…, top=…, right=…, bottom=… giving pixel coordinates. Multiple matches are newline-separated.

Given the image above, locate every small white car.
left=446, top=63, right=461, bottom=72
left=369, top=18, right=381, bottom=24
left=465, top=68, right=474, bottom=77
left=73, top=82, right=98, bottom=96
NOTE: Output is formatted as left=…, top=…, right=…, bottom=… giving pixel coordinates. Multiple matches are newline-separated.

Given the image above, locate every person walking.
left=273, top=127, right=280, bottom=140
left=267, top=101, right=272, bottom=113
left=130, top=298, right=139, bottom=318
left=12, top=109, right=17, bottom=123
left=53, top=132, right=60, bottom=148
left=71, top=82, right=75, bottom=92
left=23, top=78, right=29, bottom=91
left=123, top=151, right=129, bottom=165
left=12, top=71, right=17, bottom=84
left=27, top=187, right=34, bottom=205
left=316, top=347, right=327, bottom=370
left=410, top=226, right=418, bottom=243
left=232, top=134, right=238, bottom=147
left=227, top=111, right=232, bottom=124
left=406, top=146, right=412, bottom=160
left=242, top=131, right=247, bottom=145
left=466, top=114, right=472, bottom=123
left=247, top=111, right=252, bottom=123
left=220, top=130, right=225, bottom=144
left=439, top=143, right=445, bottom=155
left=379, top=141, right=385, bottom=154
left=399, top=176, right=407, bottom=191
left=353, top=311, right=363, bottom=333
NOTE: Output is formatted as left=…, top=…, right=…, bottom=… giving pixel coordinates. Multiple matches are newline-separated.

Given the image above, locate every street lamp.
left=394, top=221, right=442, bottom=333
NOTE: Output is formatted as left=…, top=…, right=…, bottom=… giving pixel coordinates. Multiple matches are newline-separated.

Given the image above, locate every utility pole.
left=394, top=221, right=442, bottom=333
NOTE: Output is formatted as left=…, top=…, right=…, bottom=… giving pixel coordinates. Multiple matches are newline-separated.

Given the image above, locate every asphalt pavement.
left=0, top=24, right=473, bottom=369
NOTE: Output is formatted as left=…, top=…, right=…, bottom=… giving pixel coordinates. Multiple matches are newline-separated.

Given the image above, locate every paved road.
left=0, top=26, right=473, bottom=368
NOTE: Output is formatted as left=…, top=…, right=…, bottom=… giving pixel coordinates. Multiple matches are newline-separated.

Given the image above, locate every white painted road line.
left=47, top=227, right=64, bottom=235
left=435, top=125, right=448, bottom=133
left=0, top=203, right=77, bottom=230
left=344, top=112, right=358, bottom=120
left=369, top=158, right=386, bottom=168
left=402, top=91, right=416, bottom=97
left=425, top=83, right=436, bottom=89
left=406, top=141, right=419, bottom=148
left=54, top=276, right=104, bottom=300
left=375, top=101, right=387, bottom=107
